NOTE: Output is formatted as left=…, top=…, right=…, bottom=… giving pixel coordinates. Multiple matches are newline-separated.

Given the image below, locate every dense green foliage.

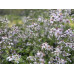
left=0, top=9, right=74, bottom=64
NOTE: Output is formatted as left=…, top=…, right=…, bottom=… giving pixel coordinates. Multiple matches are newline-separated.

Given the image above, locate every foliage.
left=0, top=9, right=74, bottom=64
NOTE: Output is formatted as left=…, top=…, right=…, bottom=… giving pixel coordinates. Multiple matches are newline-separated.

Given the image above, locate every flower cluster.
left=41, top=42, right=53, bottom=51
left=6, top=54, right=21, bottom=63
left=0, top=9, right=74, bottom=64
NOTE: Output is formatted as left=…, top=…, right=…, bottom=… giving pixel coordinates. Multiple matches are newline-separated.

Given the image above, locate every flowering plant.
left=0, top=9, right=74, bottom=64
